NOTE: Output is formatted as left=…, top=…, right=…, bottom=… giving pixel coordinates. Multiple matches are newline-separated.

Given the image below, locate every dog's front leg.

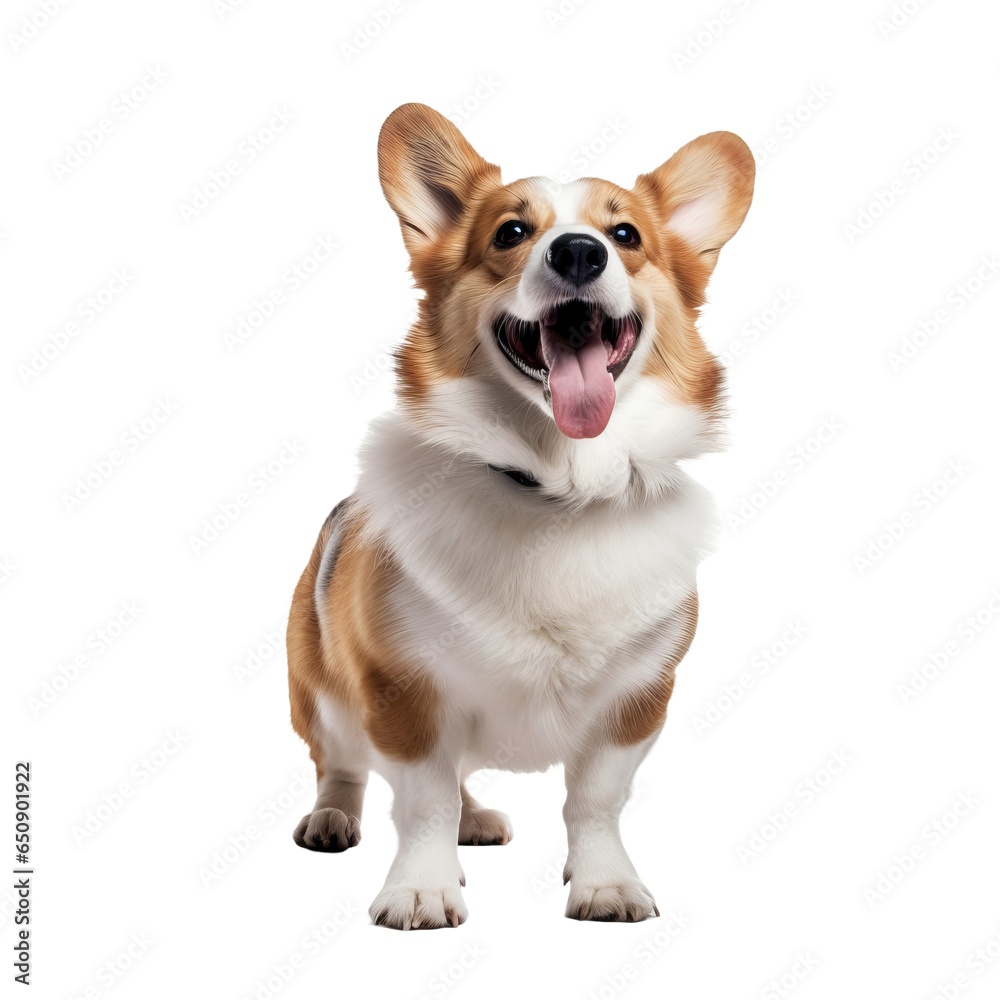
left=369, top=749, right=467, bottom=930
left=562, top=736, right=659, bottom=922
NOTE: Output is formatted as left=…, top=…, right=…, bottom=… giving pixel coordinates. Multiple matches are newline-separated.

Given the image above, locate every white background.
left=3, top=0, right=1000, bottom=997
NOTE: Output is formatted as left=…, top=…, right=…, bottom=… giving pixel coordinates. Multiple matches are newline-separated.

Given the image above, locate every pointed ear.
left=377, top=103, right=501, bottom=256
left=635, top=131, right=754, bottom=264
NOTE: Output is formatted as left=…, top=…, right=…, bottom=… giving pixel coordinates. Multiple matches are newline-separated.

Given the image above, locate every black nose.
left=545, top=233, right=608, bottom=287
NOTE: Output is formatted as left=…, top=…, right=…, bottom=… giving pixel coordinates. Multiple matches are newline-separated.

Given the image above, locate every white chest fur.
left=352, top=407, right=716, bottom=772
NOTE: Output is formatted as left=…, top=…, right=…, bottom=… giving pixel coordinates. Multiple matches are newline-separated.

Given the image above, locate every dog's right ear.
left=378, top=104, right=501, bottom=258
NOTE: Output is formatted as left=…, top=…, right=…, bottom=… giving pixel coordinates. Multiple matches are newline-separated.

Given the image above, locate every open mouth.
left=492, top=299, right=641, bottom=384
left=492, top=300, right=642, bottom=439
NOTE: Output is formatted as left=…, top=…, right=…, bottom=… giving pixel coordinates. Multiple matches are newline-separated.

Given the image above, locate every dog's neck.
left=384, top=375, right=721, bottom=510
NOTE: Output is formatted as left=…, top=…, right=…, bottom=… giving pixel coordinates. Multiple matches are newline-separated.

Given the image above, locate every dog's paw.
left=458, top=806, right=512, bottom=846
left=292, top=808, right=360, bottom=852
left=369, top=884, right=468, bottom=930
left=566, top=878, right=659, bottom=922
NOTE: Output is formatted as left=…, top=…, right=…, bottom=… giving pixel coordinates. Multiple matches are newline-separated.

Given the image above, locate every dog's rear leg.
left=288, top=505, right=368, bottom=853
left=293, top=766, right=367, bottom=853
left=290, top=676, right=367, bottom=853
left=458, top=783, right=512, bottom=846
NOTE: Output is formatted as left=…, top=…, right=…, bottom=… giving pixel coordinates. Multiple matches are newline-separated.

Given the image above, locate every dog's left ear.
left=635, top=131, right=755, bottom=269
left=378, top=104, right=501, bottom=259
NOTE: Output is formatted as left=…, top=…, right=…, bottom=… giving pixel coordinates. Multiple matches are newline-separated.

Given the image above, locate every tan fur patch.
left=605, top=593, right=699, bottom=746
left=636, top=267, right=725, bottom=416
left=577, top=180, right=726, bottom=415
left=287, top=513, right=337, bottom=779
left=394, top=178, right=557, bottom=407
left=287, top=508, right=441, bottom=763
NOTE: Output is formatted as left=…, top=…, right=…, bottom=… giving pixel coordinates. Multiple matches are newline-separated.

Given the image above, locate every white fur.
left=547, top=176, right=587, bottom=225
left=353, top=409, right=711, bottom=774
left=563, top=735, right=660, bottom=919
left=511, top=179, right=633, bottom=322
left=368, top=744, right=468, bottom=930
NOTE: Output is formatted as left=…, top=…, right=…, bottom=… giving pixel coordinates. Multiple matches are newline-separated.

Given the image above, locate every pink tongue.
left=542, top=327, right=615, bottom=439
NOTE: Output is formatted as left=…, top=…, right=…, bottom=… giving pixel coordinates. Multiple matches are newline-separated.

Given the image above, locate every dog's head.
left=377, top=104, right=753, bottom=497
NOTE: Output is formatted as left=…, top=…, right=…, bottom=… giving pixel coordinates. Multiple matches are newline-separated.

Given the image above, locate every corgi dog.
left=287, top=103, right=754, bottom=929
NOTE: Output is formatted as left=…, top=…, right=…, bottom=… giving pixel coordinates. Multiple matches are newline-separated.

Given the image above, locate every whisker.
left=491, top=270, right=525, bottom=288
left=458, top=342, right=481, bottom=383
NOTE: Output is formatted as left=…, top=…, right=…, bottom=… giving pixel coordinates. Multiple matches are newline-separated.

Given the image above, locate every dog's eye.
left=493, top=220, right=530, bottom=248
left=610, top=223, right=641, bottom=246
